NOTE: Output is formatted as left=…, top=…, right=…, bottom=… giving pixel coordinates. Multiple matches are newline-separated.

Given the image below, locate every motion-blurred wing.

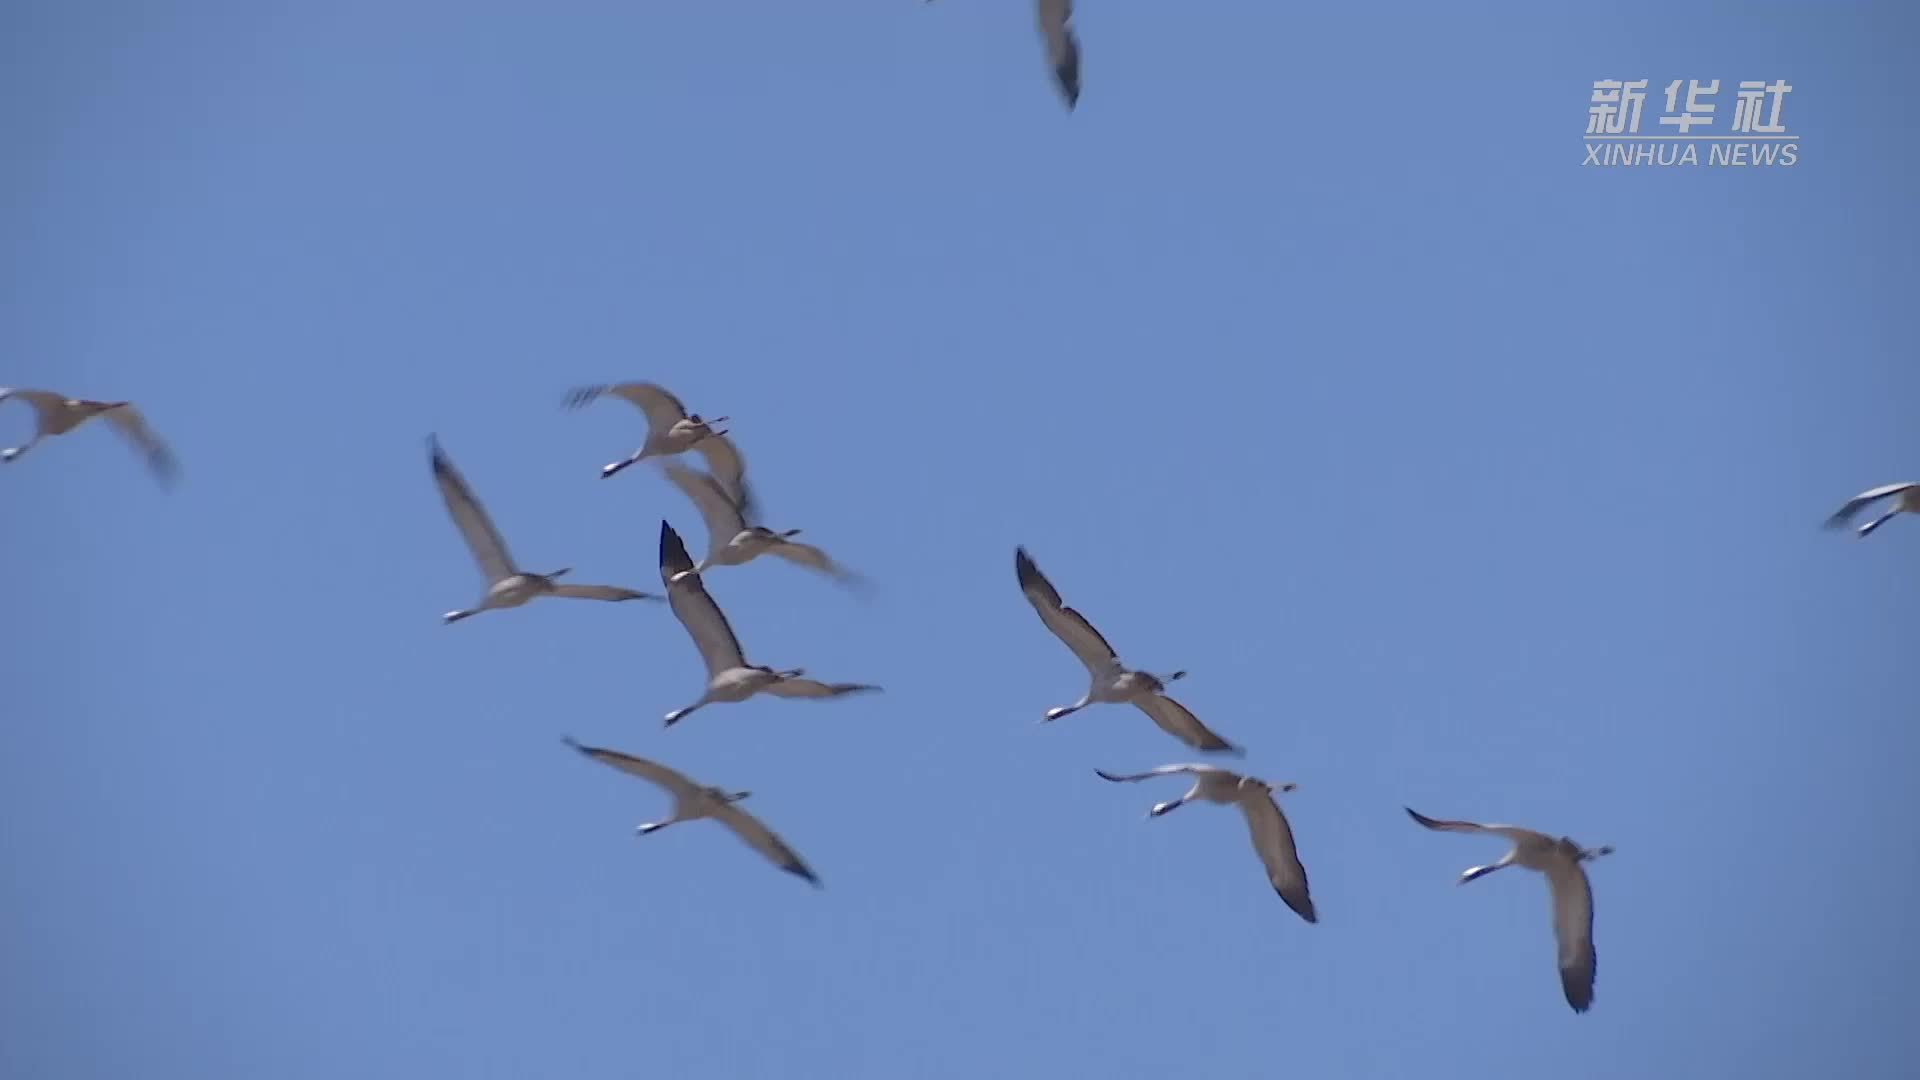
left=430, top=436, right=517, bottom=584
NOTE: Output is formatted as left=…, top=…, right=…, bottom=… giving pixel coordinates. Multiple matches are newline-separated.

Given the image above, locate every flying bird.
left=656, top=519, right=880, bottom=726
left=561, top=736, right=820, bottom=887
left=1825, top=481, right=1920, bottom=538
left=1037, top=0, right=1081, bottom=108
left=1014, top=547, right=1240, bottom=753
left=925, top=0, right=1079, bottom=109
left=562, top=381, right=747, bottom=497
left=1404, top=807, right=1613, bottom=1013
left=0, top=388, right=178, bottom=485
left=662, top=462, right=863, bottom=586
left=1096, top=765, right=1317, bottom=923
left=429, top=435, right=656, bottom=623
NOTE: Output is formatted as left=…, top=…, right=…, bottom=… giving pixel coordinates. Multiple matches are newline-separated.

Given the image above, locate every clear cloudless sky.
left=3, top=2, right=1916, bottom=1078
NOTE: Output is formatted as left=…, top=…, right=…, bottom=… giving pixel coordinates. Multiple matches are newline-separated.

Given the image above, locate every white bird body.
left=1014, top=546, right=1240, bottom=754
left=561, top=737, right=820, bottom=887
left=563, top=382, right=746, bottom=491
left=657, top=519, right=879, bottom=726
left=1096, top=764, right=1317, bottom=923
left=1826, top=481, right=1920, bottom=538
left=483, top=573, right=550, bottom=609
left=1405, top=807, right=1612, bottom=1013
left=707, top=664, right=791, bottom=703
left=429, top=435, right=657, bottom=623
left=0, top=387, right=178, bottom=484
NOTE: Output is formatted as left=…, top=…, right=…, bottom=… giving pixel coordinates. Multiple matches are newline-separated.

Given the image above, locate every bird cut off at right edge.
left=1825, top=481, right=1920, bottom=538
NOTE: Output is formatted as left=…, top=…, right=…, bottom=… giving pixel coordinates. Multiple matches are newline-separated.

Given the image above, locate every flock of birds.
left=6, top=377, right=1914, bottom=1016
left=3, top=5, right=1912, bottom=1029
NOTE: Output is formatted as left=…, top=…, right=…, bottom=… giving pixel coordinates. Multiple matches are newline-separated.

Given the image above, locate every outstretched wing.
left=1547, top=859, right=1598, bottom=1013
left=0, top=389, right=73, bottom=433
left=1241, top=792, right=1317, bottom=923
left=1037, top=0, right=1080, bottom=108
left=1825, top=482, right=1919, bottom=528
left=1133, top=694, right=1240, bottom=755
left=1092, top=764, right=1221, bottom=785
left=762, top=678, right=881, bottom=700
left=659, top=520, right=748, bottom=675
left=549, top=584, right=657, bottom=603
left=692, top=432, right=750, bottom=508
left=663, top=463, right=747, bottom=557
left=563, top=382, right=691, bottom=436
left=99, top=404, right=179, bottom=485
left=1402, top=807, right=1540, bottom=845
left=711, top=801, right=822, bottom=887
left=1015, top=547, right=1120, bottom=675
left=560, top=736, right=701, bottom=800
left=429, top=435, right=517, bottom=584
left=769, top=540, right=861, bottom=583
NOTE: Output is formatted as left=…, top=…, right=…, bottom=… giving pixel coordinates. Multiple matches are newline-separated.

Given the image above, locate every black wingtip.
left=1274, top=884, right=1319, bottom=923
left=658, top=520, right=694, bottom=574
left=1014, top=546, right=1042, bottom=585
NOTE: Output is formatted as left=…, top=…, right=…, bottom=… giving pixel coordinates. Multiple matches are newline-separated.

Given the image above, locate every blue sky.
left=3, top=2, right=1916, bottom=1077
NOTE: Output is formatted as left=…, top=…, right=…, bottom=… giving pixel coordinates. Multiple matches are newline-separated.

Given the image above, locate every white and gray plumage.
left=1037, top=0, right=1081, bottom=108
left=657, top=519, right=880, bottom=726
left=1825, top=481, right=1920, bottom=538
left=0, top=388, right=178, bottom=485
left=1096, top=764, right=1316, bottom=923
left=1405, top=807, right=1613, bottom=1014
left=561, top=736, right=820, bottom=887
left=662, top=462, right=862, bottom=586
left=562, top=382, right=747, bottom=498
left=429, top=435, right=656, bottom=623
left=1014, top=547, right=1239, bottom=754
